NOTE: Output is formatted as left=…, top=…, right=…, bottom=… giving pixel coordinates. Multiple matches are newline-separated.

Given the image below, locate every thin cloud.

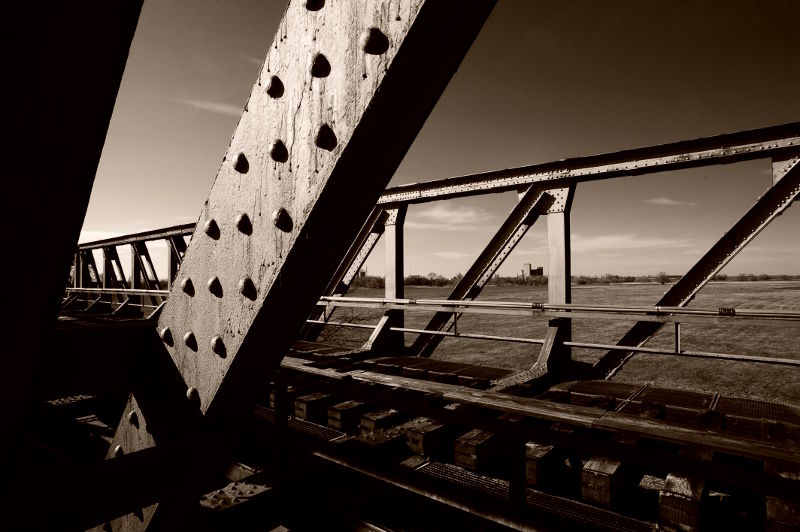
left=430, top=251, right=473, bottom=259
left=407, top=204, right=496, bottom=231
left=239, top=53, right=263, bottom=67
left=175, top=98, right=242, bottom=117
left=572, top=233, right=693, bottom=253
left=642, top=197, right=696, bottom=207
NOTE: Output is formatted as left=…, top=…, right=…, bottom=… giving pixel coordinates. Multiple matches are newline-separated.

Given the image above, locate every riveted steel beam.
left=78, top=223, right=195, bottom=251
left=594, top=154, right=800, bottom=378
left=410, top=185, right=554, bottom=357
left=106, top=1, right=495, bottom=527
left=378, top=122, right=800, bottom=206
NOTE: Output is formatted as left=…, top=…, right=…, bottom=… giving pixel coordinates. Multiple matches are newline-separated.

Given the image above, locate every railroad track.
left=30, top=336, right=800, bottom=530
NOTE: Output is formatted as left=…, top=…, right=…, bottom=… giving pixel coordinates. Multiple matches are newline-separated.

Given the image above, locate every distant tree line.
left=348, top=271, right=799, bottom=289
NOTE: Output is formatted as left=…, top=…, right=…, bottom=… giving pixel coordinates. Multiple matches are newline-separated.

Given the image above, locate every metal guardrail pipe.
left=318, top=296, right=800, bottom=322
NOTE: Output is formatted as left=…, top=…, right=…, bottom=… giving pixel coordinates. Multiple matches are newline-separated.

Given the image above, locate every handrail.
left=317, top=295, right=800, bottom=326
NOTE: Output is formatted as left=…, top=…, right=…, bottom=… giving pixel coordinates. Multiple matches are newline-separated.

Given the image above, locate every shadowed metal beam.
left=594, top=154, right=800, bottom=378
left=410, top=185, right=554, bottom=357
left=104, top=2, right=496, bottom=528
left=378, top=122, right=800, bottom=205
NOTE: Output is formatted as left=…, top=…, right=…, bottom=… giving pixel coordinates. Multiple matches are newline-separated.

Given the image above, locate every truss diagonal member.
left=104, top=1, right=496, bottom=527
left=594, top=154, right=800, bottom=379
left=302, top=207, right=390, bottom=341
left=410, top=185, right=555, bottom=357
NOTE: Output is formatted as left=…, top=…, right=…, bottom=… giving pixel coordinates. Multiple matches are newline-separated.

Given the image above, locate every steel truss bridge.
left=7, top=1, right=799, bottom=530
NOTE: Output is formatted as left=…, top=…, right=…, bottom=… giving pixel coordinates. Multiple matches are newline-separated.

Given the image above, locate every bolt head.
left=114, top=444, right=123, bottom=458
left=238, top=276, right=257, bottom=300
left=314, top=124, right=337, bottom=151
left=210, top=335, right=226, bottom=357
left=272, top=207, right=293, bottom=232
left=159, top=327, right=174, bottom=346
left=186, top=387, right=201, bottom=407
left=269, top=140, right=288, bottom=163
left=207, top=276, right=223, bottom=297
left=266, top=75, right=284, bottom=98
left=359, top=27, right=390, bottom=55
left=233, top=153, right=249, bottom=173
left=204, top=219, right=220, bottom=239
left=184, top=331, right=198, bottom=351
left=128, top=410, right=139, bottom=428
left=310, top=53, right=331, bottom=78
left=180, top=277, right=195, bottom=296
left=235, top=213, right=252, bottom=235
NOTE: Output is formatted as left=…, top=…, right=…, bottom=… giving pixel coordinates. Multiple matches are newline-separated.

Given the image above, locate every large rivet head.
left=210, top=335, right=227, bottom=358
left=181, top=277, right=195, bottom=296
left=207, top=276, right=223, bottom=297
left=114, top=445, right=124, bottom=458
left=204, top=219, right=220, bottom=239
left=184, top=331, right=198, bottom=351
left=186, top=387, right=201, bottom=408
left=310, top=53, right=330, bottom=78
left=234, top=153, right=249, bottom=173
left=238, top=276, right=257, bottom=301
left=305, top=0, right=324, bottom=10
left=159, top=326, right=174, bottom=346
left=266, top=75, right=284, bottom=98
left=235, top=213, right=252, bottom=235
left=269, top=140, right=288, bottom=163
left=128, top=410, right=139, bottom=428
left=272, top=207, right=293, bottom=232
left=359, top=27, right=389, bottom=55
left=315, top=124, right=337, bottom=151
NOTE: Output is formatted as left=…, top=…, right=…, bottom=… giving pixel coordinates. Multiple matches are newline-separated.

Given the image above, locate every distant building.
left=522, top=263, right=543, bottom=278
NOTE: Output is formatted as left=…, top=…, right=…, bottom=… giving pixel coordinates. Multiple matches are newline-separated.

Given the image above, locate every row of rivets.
left=179, top=274, right=257, bottom=298
left=161, top=325, right=229, bottom=357
left=174, top=18, right=390, bottom=407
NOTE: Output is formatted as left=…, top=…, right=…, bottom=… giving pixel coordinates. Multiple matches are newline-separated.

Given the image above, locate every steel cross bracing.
left=103, top=1, right=497, bottom=529
left=594, top=154, right=800, bottom=378
left=409, top=184, right=555, bottom=357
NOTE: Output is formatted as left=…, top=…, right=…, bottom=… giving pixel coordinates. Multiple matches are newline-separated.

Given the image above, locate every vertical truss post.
left=547, top=185, right=575, bottom=359
left=410, top=185, right=556, bottom=357
left=594, top=154, right=800, bottom=378
left=129, top=243, right=142, bottom=313
left=364, top=207, right=407, bottom=352
left=103, top=2, right=496, bottom=528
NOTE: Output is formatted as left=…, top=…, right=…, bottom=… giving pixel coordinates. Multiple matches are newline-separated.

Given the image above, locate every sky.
left=84, top=0, right=800, bottom=279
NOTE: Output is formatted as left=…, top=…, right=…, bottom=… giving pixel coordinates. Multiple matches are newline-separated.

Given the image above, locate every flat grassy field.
left=316, top=281, right=800, bottom=404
